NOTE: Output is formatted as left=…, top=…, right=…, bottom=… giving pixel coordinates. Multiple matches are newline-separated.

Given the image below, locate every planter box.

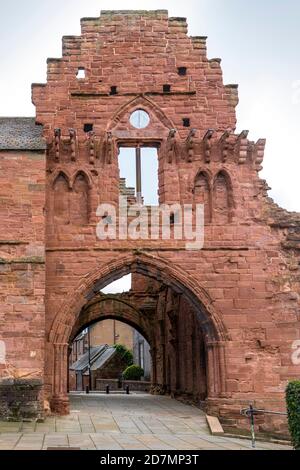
left=0, top=378, right=43, bottom=422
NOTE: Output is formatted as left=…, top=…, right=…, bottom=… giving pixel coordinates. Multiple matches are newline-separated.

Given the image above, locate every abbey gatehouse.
left=0, top=10, right=299, bottom=436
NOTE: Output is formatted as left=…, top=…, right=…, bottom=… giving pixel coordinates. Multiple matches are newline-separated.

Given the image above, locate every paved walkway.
left=0, top=394, right=291, bottom=450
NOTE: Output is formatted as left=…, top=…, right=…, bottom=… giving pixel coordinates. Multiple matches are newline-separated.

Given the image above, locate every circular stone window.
left=130, top=109, right=150, bottom=129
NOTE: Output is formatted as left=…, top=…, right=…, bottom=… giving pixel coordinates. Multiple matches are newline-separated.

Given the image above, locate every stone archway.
left=70, top=295, right=153, bottom=346
left=47, top=252, right=229, bottom=414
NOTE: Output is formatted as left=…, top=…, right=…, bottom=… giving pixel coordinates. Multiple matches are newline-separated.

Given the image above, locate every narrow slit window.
left=76, top=68, right=86, bottom=79
left=183, top=118, right=190, bottom=127
left=110, top=86, right=118, bottom=95
left=84, top=123, right=93, bottom=133
left=163, top=84, right=171, bottom=93
left=178, top=67, right=187, bottom=76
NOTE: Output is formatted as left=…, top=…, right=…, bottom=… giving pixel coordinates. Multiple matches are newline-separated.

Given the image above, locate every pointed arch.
left=194, top=169, right=212, bottom=224
left=213, top=170, right=234, bottom=223
left=48, top=252, right=229, bottom=345
left=47, top=253, right=229, bottom=411
left=53, top=172, right=70, bottom=225
left=71, top=170, right=93, bottom=189
left=107, top=95, right=176, bottom=131
left=52, top=170, right=72, bottom=189
left=70, top=171, right=90, bottom=225
left=70, top=296, right=152, bottom=345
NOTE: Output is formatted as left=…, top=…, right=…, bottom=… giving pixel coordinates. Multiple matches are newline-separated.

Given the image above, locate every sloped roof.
left=91, top=346, right=116, bottom=371
left=0, top=117, right=46, bottom=150
left=70, top=345, right=116, bottom=373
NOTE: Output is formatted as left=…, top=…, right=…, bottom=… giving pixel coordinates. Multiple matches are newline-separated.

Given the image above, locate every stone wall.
left=0, top=10, right=298, bottom=434
left=0, top=379, right=43, bottom=422
left=0, top=148, right=45, bottom=396
left=35, top=11, right=299, bottom=431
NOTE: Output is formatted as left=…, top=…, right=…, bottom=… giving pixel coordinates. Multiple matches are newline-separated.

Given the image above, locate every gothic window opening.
left=119, top=147, right=159, bottom=206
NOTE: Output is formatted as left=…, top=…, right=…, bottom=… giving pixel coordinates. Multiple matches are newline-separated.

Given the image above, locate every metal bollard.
left=126, top=385, right=130, bottom=395
left=86, top=386, right=90, bottom=395
left=118, top=376, right=123, bottom=389
left=106, top=385, right=110, bottom=395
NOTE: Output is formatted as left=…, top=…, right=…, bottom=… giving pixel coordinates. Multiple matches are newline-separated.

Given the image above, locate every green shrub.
left=286, top=381, right=300, bottom=450
left=122, top=365, right=144, bottom=381
left=113, top=344, right=133, bottom=366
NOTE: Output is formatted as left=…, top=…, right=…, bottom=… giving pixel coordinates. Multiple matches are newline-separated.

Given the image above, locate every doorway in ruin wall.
left=46, top=254, right=228, bottom=415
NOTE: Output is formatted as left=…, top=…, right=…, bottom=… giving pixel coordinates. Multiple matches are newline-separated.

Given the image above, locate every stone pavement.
left=0, top=394, right=292, bottom=450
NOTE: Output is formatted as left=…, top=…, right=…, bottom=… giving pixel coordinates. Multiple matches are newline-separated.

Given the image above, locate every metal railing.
left=240, top=405, right=288, bottom=448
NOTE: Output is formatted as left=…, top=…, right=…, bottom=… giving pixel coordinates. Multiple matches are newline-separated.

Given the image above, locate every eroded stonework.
left=0, top=10, right=299, bottom=434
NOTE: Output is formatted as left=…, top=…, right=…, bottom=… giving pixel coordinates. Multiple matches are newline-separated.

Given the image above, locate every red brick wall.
left=0, top=150, right=45, bottom=380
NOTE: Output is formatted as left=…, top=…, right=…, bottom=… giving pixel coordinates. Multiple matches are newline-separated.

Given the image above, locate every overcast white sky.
left=1, top=0, right=299, bottom=213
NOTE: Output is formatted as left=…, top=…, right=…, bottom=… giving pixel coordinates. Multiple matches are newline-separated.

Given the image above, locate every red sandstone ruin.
left=0, top=10, right=299, bottom=435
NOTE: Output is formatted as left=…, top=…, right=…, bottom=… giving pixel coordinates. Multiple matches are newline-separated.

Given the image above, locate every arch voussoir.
left=48, top=252, right=229, bottom=345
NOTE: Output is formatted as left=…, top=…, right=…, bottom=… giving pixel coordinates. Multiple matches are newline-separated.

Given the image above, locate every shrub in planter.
left=286, top=381, right=300, bottom=450
left=122, top=365, right=144, bottom=381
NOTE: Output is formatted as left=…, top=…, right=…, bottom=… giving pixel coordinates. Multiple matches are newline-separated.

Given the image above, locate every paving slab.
left=0, top=394, right=292, bottom=450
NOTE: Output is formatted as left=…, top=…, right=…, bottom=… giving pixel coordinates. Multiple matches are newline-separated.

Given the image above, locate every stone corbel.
left=186, top=129, right=197, bottom=162
left=69, top=128, right=78, bottom=162
left=88, top=131, right=96, bottom=165
left=166, top=129, right=177, bottom=164
left=253, top=138, right=266, bottom=169
left=54, top=128, right=61, bottom=162
left=219, top=130, right=231, bottom=163
left=236, top=130, right=249, bottom=164
left=203, top=129, right=214, bottom=163
left=104, top=131, right=115, bottom=165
